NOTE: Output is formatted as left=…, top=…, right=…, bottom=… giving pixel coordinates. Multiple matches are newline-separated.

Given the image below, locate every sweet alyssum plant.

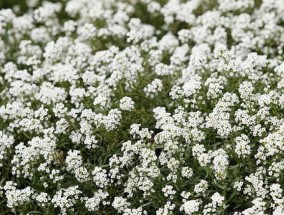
left=0, top=0, right=284, bottom=214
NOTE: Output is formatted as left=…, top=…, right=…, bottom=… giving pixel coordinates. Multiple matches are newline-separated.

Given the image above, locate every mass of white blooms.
left=120, top=96, right=135, bottom=111
left=0, top=0, right=284, bottom=214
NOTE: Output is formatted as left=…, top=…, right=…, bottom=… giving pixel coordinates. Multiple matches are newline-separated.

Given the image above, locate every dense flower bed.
left=0, top=0, right=284, bottom=214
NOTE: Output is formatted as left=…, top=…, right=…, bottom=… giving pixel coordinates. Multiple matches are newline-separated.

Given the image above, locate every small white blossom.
left=119, top=96, right=134, bottom=111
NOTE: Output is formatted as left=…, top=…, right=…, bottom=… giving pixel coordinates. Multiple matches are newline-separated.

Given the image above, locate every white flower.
left=119, top=96, right=134, bottom=111
left=194, top=180, right=208, bottom=195
left=180, top=200, right=201, bottom=215
left=144, top=79, right=163, bottom=98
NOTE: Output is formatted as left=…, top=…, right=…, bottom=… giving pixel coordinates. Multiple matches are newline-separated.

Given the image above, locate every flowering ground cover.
left=0, top=0, right=284, bottom=214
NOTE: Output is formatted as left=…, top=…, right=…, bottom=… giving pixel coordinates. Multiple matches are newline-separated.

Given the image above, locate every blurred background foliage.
left=0, top=0, right=28, bottom=12
left=0, top=0, right=65, bottom=14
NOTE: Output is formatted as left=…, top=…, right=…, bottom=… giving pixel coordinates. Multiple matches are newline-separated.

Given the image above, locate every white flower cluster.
left=120, top=96, right=135, bottom=111
left=0, top=0, right=284, bottom=214
left=144, top=78, right=163, bottom=98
